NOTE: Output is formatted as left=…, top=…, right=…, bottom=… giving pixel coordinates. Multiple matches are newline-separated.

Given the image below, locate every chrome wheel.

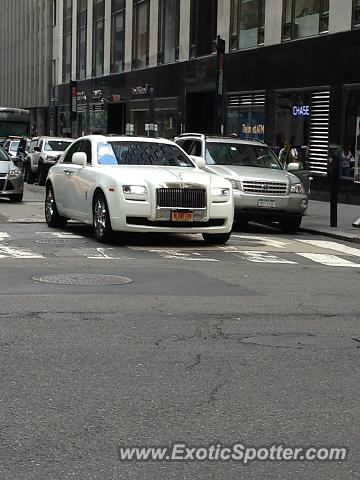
left=45, top=188, right=55, bottom=223
left=94, top=197, right=107, bottom=239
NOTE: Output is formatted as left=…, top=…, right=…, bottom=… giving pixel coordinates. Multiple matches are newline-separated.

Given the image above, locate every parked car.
left=24, top=136, right=74, bottom=185
left=14, top=137, right=31, bottom=171
left=0, top=145, right=24, bottom=202
left=3, top=136, right=21, bottom=158
left=45, top=135, right=234, bottom=244
left=175, top=134, right=309, bottom=233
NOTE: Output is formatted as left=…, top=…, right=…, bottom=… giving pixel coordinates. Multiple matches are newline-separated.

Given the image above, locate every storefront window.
left=59, top=107, right=71, bottom=136
left=226, top=93, right=265, bottom=141
left=62, top=0, right=72, bottom=83
left=93, top=0, right=105, bottom=77
left=111, top=0, right=125, bottom=73
left=76, top=0, right=87, bottom=80
left=353, top=0, right=360, bottom=27
left=230, top=0, right=265, bottom=50
left=282, top=0, right=329, bottom=41
left=90, top=107, right=106, bottom=134
left=155, top=110, right=179, bottom=139
left=132, top=0, right=149, bottom=69
left=343, top=87, right=360, bottom=182
left=190, top=0, right=217, bottom=58
left=158, top=0, right=180, bottom=64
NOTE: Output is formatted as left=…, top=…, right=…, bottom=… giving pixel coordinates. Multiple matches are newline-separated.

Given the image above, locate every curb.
left=300, top=227, right=360, bottom=244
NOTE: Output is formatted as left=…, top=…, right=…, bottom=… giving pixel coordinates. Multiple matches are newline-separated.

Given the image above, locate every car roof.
left=176, top=133, right=266, bottom=146
left=79, top=135, right=177, bottom=145
left=39, top=136, right=74, bottom=141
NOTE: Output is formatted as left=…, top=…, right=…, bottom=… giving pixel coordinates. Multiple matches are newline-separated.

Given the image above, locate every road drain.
left=35, top=239, right=88, bottom=245
left=32, top=273, right=133, bottom=286
left=241, top=334, right=360, bottom=350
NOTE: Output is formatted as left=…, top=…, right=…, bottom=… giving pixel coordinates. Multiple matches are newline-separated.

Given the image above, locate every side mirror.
left=287, top=162, right=300, bottom=172
left=34, top=146, right=41, bottom=152
left=72, top=152, right=87, bottom=167
left=190, top=155, right=206, bottom=169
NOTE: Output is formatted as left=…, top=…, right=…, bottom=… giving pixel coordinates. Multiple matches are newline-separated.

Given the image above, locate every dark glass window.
left=158, top=0, right=180, bottom=64
left=189, top=0, right=217, bottom=58
left=230, top=0, right=265, bottom=50
left=132, top=0, right=150, bottom=69
left=93, top=0, right=105, bottom=77
left=62, top=0, right=72, bottom=83
left=111, top=0, right=125, bottom=73
left=353, top=0, right=360, bottom=27
left=282, top=0, right=329, bottom=41
left=76, top=0, right=87, bottom=80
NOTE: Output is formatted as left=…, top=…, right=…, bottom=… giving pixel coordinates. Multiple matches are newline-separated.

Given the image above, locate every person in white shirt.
left=279, top=141, right=299, bottom=166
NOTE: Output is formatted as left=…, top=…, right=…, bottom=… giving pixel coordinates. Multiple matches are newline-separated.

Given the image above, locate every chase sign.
left=292, top=105, right=310, bottom=116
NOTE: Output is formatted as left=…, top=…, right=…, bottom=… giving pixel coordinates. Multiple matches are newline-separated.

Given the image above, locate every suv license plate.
left=258, top=199, right=275, bottom=208
left=171, top=212, right=194, bottom=222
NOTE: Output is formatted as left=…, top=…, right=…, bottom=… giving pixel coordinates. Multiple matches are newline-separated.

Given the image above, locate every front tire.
left=45, top=184, right=68, bottom=228
left=9, top=193, right=23, bottom=203
left=38, top=163, right=46, bottom=186
left=93, top=192, right=114, bottom=243
left=280, top=216, right=302, bottom=234
left=202, top=232, right=232, bottom=245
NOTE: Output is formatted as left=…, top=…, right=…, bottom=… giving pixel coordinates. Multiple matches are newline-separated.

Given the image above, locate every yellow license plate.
left=171, top=212, right=194, bottom=222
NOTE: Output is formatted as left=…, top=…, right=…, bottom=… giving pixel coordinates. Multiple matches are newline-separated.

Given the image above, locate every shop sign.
left=132, top=84, right=150, bottom=97
left=292, top=105, right=310, bottom=116
left=112, top=95, right=121, bottom=103
left=241, top=123, right=265, bottom=136
left=77, top=90, right=87, bottom=101
left=92, top=89, right=104, bottom=101
left=70, top=81, right=77, bottom=114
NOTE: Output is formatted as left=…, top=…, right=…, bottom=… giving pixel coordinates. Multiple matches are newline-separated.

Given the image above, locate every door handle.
left=64, top=169, right=74, bottom=175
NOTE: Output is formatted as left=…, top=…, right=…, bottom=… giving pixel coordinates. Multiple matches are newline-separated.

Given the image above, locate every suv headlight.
left=122, top=185, right=147, bottom=195
left=227, top=178, right=242, bottom=191
left=8, top=168, right=22, bottom=177
left=290, top=183, right=305, bottom=194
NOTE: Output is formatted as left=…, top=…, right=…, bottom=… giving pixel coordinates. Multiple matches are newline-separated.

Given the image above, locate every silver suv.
left=175, top=134, right=309, bottom=233
left=24, top=136, right=74, bottom=186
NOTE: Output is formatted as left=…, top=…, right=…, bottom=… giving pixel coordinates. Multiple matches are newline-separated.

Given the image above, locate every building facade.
left=0, top=0, right=53, bottom=135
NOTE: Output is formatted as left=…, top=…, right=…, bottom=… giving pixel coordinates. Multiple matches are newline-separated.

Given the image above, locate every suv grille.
left=242, top=181, right=288, bottom=195
left=156, top=188, right=206, bottom=208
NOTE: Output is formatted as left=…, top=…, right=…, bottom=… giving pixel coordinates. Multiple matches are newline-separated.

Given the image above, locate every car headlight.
left=227, top=178, right=242, bottom=191
left=8, top=168, right=22, bottom=177
left=122, top=185, right=147, bottom=195
left=212, top=187, right=230, bottom=203
left=290, top=183, right=305, bottom=194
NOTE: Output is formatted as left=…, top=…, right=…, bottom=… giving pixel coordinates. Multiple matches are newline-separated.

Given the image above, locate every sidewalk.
left=301, top=200, right=360, bottom=244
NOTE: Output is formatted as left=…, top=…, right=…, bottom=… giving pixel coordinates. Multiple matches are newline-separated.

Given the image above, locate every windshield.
left=0, top=147, right=10, bottom=161
left=44, top=140, right=73, bottom=152
left=98, top=141, right=194, bottom=167
left=10, top=141, right=20, bottom=152
left=206, top=142, right=282, bottom=170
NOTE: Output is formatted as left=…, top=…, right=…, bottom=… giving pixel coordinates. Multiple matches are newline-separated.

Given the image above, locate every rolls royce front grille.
left=242, top=181, right=288, bottom=195
left=156, top=188, right=206, bottom=208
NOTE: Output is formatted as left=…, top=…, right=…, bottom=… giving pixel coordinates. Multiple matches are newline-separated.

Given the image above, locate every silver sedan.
left=0, top=146, right=24, bottom=202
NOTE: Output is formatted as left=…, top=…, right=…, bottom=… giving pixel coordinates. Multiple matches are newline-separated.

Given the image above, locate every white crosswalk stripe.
left=296, top=239, right=360, bottom=257
left=150, top=249, right=219, bottom=262
left=233, top=251, right=297, bottom=264
left=296, top=253, right=360, bottom=268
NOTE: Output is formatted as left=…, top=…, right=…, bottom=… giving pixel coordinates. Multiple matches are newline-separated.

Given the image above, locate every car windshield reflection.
left=206, top=143, right=282, bottom=170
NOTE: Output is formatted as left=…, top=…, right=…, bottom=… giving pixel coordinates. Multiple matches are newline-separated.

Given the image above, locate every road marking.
left=151, top=250, right=218, bottom=262
left=232, top=235, right=291, bottom=249
left=36, top=231, right=84, bottom=239
left=0, top=232, right=10, bottom=241
left=233, top=251, right=297, bottom=264
left=296, top=253, right=360, bottom=268
left=296, top=240, right=360, bottom=257
left=0, top=245, right=43, bottom=259
left=87, top=247, right=134, bottom=260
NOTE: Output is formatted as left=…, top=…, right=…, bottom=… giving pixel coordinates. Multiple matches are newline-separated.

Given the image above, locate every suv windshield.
left=44, top=140, right=72, bottom=152
left=0, top=147, right=10, bottom=161
left=206, top=142, right=282, bottom=170
left=99, top=141, right=194, bottom=167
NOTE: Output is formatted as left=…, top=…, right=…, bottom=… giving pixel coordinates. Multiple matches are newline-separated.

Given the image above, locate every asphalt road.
left=0, top=185, right=359, bottom=479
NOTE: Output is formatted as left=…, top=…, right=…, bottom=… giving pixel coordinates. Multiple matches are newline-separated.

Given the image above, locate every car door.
left=52, top=141, right=82, bottom=214
left=66, top=139, right=93, bottom=220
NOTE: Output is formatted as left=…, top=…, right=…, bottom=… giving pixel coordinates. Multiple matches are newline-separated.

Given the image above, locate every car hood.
left=94, top=165, right=228, bottom=187
left=204, top=165, right=294, bottom=183
left=0, top=160, right=13, bottom=174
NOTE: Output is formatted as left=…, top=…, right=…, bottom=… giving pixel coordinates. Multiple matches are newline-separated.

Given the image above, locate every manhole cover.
left=32, top=273, right=133, bottom=286
left=35, top=238, right=88, bottom=245
left=241, top=334, right=360, bottom=350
